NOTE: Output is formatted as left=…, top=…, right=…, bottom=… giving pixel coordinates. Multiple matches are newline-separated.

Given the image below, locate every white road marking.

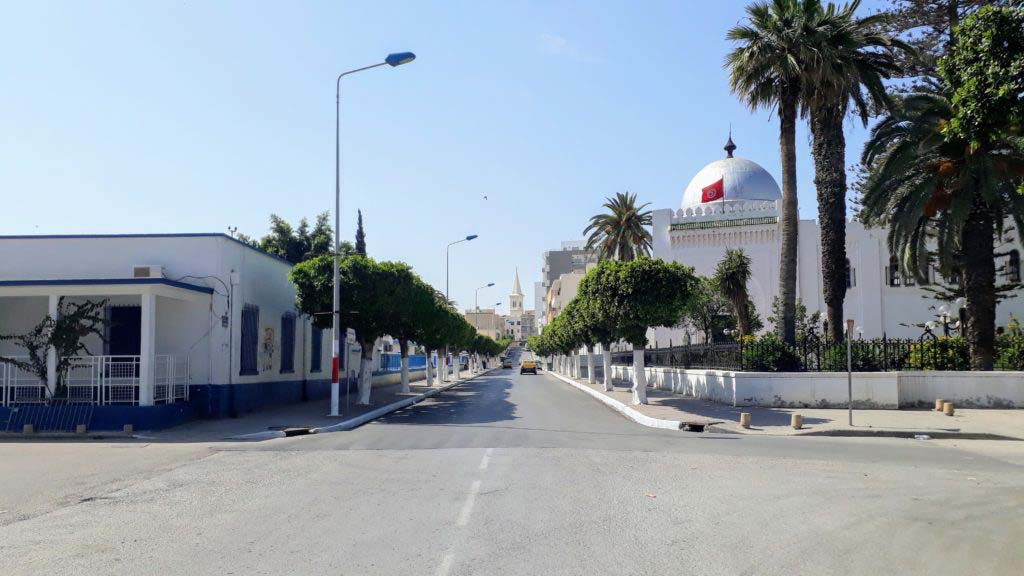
left=479, top=447, right=493, bottom=470
left=457, top=479, right=482, bottom=526
left=436, top=553, right=455, bottom=576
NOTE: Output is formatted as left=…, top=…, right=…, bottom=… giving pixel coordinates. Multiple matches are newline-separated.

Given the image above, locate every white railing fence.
left=1, top=359, right=47, bottom=405
left=154, top=354, right=189, bottom=403
left=2, top=354, right=189, bottom=406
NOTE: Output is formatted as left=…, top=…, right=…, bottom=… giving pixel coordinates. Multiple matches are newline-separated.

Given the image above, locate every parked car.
left=520, top=360, right=537, bottom=375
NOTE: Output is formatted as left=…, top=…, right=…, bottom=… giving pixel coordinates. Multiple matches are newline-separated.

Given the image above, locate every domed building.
left=649, top=135, right=1024, bottom=343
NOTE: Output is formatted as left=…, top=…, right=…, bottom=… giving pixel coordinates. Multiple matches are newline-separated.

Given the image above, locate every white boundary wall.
left=609, top=365, right=1024, bottom=409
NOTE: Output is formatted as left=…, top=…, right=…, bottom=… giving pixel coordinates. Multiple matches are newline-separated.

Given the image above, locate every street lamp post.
left=330, top=51, right=416, bottom=417
left=441, top=234, right=477, bottom=381
left=475, top=282, right=495, bottom=310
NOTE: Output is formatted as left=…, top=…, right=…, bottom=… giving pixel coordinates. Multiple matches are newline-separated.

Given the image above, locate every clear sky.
left=0, top=0, right=888, bottom=312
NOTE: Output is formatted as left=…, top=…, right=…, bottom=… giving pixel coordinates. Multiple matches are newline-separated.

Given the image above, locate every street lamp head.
left=466, top=234, right=478, bottom=241
left=487, top=282, right=495, bottom=287
left=385, top=52, right=416, bottom=67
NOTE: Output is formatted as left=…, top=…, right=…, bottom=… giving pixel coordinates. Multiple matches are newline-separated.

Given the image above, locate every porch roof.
left=0, top=278, right=214, bottom=301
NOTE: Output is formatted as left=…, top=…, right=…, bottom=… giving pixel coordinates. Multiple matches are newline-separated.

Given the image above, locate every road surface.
left=2, top=363, right=1022, bottom=575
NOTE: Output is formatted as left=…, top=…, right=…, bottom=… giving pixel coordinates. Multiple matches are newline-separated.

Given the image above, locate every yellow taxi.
left=519, top=360, right=538, bottom=375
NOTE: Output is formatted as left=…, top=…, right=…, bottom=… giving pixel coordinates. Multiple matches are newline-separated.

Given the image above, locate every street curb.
left=226, top=427, right=314, bottom=441
left=796, top=429, right=1022, bottom=441
left=548, top=371, right=685, bottom=430
left=311, top=369, right=497, bottom=434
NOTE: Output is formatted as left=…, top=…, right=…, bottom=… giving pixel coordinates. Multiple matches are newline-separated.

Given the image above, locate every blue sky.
left=0, top=0, right=888, bottom=312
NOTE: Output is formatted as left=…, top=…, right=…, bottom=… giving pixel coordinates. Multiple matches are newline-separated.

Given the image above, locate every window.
left=888, top=257, right=901, bottom=287
left=240, top=304, right=259, bottom=375
left=1009, top=250, right=1021, bottom=283
left=845, top=259, right=856, bottom=289
left=310, top=328, right=322, bottom=373
left=280, top=313, right=296, bottom=374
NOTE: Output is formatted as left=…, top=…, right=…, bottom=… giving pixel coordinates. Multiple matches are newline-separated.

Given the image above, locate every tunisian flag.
left=701, top=177, right=724, bottom=203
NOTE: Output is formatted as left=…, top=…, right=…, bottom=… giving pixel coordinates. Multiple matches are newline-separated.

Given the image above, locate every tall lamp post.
left=441, top=234, right=478, bottom=381
left=330, top=51, right=416, bottom=417
left=475, top=282, right=495, bottom=310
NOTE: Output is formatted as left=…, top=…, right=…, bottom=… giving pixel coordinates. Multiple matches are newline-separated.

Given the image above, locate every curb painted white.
left=228, top=430, right=288, bottom=441
left=313, top=369, right=497, bottom=434
left=549, top=371, right=684, bottom=430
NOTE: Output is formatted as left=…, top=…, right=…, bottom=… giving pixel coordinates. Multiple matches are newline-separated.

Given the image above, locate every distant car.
left=520, top=360, right=537, bottom=375
left=502, top=359, right=513, bottom=369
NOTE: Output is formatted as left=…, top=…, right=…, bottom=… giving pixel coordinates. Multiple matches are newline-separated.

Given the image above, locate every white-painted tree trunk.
left=632, top=348, right=647, bottom=405
left=425, top=351, right=434, bottom=387
left=586, top=345, right=596, bottom=385
left=399, top=339, right=410, bottom=393
left=602, top=348, right=613, bottom=391
left=357, top=353, right=374, bottom=405
left=400, top=355, right=410, bottom=393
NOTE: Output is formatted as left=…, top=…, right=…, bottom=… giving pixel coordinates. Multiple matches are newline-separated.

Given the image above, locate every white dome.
left=681, top=156, right=781, bottom=210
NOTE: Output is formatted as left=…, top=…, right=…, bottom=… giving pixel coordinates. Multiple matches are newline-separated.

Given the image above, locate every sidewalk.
left=144, top=369, right=481, bottom=442
left=552, top=371, right=1024, bottom=440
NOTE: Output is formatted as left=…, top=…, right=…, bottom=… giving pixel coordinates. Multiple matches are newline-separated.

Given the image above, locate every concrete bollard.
left=123, top=424, right=134, bottom=434
left=22, top=424, right=34, bottom=434
left=739, top=413, right=751, bottom=429
left=943, top=402, right=955, bottom=416
left=75, top=424, right=87, bottom=434
left=935, top=398, right=945, bottom=411
left=791, top=414, right=803, bottom=430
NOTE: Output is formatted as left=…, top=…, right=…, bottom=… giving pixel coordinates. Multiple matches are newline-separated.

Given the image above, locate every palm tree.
left=726, top=0, right=817, bottom=344
left=715, top=248, right=754, bottom=337
left=860, top=91, right=1024, bottom=369
left=801, top=1, right=909, bottom=342
left=583, top=192, right=653, bottom=261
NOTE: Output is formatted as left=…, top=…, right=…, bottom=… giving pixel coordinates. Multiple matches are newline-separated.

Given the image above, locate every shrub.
left=995, top=335, right=1024, bottom=370
left=820, top=341, right=884, bottom=372
left=903, top=336, right=970, bottom=370
left=741, top=333, right=802, bottom=372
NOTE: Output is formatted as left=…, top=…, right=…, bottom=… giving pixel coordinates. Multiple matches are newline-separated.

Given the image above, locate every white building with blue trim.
left=0, top=233, right=424, bottom=431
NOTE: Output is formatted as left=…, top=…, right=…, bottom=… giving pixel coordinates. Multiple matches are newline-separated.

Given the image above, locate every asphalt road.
left=3, top=361, right=1023, bottom=575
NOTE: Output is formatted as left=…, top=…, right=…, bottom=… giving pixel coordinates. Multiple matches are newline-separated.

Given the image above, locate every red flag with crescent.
left=701, top=177, right=724, bottom=203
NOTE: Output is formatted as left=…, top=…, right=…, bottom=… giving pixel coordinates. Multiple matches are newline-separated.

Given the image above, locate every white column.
left=46, top=294, right=58, bottom=397
left=139, top=292, right=156, bottom=406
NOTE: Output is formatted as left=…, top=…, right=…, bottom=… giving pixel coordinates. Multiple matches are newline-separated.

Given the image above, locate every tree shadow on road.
left=375, top=377, right=518, bottom=426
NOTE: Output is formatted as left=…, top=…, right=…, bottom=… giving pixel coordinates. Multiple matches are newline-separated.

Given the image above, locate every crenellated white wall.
left=649, top=203, right=1024, bottom=342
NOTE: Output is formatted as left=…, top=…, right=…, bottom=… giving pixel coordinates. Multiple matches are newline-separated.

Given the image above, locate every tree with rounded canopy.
left=576, top=270, right=623, bottom=392
left=558, top=300, right=591, bottom=379
left=580, top=258, right=697, bottom=404
left=385, top=265, right=437, bottom=393
left=292, top=255, right=404, bottom=404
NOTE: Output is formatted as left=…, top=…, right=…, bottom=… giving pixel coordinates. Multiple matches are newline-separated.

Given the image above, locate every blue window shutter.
left=240, top=304, right=259, bottom=375
left=280, top=313, right=296, bottom=374
left=311, top=327, right=323, bottom=373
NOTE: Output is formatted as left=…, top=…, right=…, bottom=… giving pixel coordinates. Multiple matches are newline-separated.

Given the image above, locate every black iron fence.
left=609, top=331, right=993, bottom=372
